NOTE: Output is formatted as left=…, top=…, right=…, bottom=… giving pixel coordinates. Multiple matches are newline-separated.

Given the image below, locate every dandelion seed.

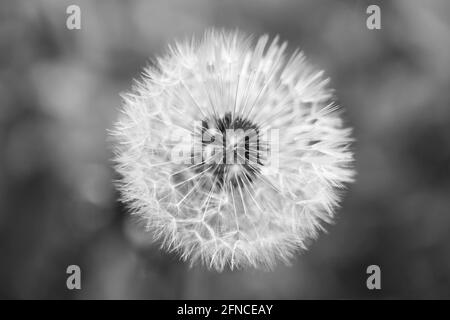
left=112, top=29, right=355, bottom=271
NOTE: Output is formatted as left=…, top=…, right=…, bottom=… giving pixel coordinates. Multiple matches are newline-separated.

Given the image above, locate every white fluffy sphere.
left=112, top=29, right=355, bottom=271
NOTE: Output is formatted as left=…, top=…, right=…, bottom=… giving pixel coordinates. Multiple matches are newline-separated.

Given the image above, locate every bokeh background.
left=1, top=0, right=450, bottom=299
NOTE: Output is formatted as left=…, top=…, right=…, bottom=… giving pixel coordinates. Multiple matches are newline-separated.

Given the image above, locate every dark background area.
left=0, top=0, right=449, bottom=299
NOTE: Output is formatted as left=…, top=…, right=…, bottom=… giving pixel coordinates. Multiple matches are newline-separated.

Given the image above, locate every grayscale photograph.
left=0, top=0, right=449, bottom=304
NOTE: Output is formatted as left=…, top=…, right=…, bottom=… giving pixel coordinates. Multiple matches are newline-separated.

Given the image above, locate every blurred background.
left=1, top=0, right=450, bottom=299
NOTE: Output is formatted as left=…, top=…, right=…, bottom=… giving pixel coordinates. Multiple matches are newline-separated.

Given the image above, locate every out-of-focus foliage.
left=0, top=0, right=449, bottom=299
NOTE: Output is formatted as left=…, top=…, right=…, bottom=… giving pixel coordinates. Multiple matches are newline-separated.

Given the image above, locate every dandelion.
left=112, top=29, right=355, bottom=271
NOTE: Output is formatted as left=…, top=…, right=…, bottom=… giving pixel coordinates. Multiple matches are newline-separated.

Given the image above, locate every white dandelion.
left=112, top=29, right=355, bottom=271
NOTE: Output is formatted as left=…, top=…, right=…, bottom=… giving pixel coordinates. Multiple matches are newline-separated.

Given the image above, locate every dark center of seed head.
left=196, top=112, right=264, bottom=189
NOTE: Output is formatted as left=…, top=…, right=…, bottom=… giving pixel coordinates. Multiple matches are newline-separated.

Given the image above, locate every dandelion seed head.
left=112, top=29, right=355, bottom=271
